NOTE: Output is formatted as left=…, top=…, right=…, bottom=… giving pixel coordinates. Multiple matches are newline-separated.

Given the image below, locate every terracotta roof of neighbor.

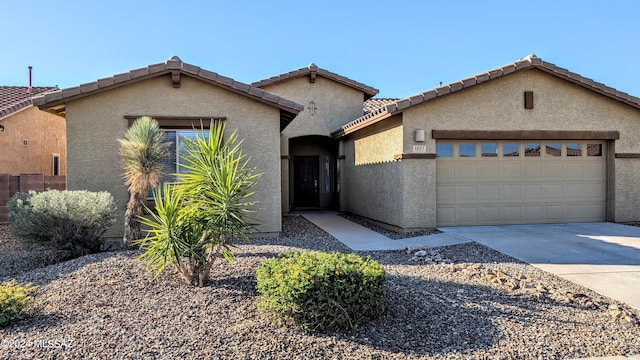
left=252, top=63, right=379, bottom=100
left=33, top=56, right=304, bottom=130
left=0, top=86, right=58, bottom=119
left=364, top=98, right=399, bottom=114
left=332, top=54, right=640, bottom=137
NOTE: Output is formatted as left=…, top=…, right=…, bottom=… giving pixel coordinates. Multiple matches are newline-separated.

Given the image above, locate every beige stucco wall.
left=0, top=106, right=66, bottom=176
left=260, top=75, right=366, bottom=212
left=65, top=75, right=283, bottom=238
left=347, top=68, right=640, bottom=229
left=343, top=116, right=405, bottom=227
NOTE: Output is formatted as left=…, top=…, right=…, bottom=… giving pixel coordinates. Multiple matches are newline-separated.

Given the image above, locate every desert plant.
left=8, top=190, right=116, bottom=256
left=118, top=116, right=168, bottom=244
left=256, top=251, right=386, bottom=331
left=135, top=123, right=260, bottom=287
left=0, top=280, right=38, bottom=326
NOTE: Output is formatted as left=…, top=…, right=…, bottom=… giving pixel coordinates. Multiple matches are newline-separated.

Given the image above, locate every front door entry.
left=294, top=156, right=319, bottom=208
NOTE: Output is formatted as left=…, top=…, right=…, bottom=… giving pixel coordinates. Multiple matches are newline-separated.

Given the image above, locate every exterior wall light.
left=0, top=124, right=4, bottom=132
left=415, top=129, right=425, bottom=142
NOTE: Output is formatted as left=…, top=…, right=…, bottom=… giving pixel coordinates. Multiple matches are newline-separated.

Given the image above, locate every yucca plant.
left=135, top=123, right=260, bottom=287
left=118, top=116, right=168, bottom=245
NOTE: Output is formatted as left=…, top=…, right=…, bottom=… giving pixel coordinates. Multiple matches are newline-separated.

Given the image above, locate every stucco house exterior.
left=34, top=54, right=640, bottom=238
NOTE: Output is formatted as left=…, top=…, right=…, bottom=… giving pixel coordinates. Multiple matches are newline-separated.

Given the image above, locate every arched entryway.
left=289, top=136, right=339, bottom=210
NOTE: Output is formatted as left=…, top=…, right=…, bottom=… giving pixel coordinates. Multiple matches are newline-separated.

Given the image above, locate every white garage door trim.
left=436, top=140, right=606, bottom=226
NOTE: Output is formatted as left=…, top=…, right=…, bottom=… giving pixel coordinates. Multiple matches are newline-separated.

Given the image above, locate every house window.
left=458, top=143, right=476, bottom=158
left=503, top=143, right=520, bottom=157
left=481, top=143, right=498, bottom=157
left=436, top=143, right=454, bottom=158
left=524, top=143, right=540, bottom=157
left=149, top=129, right=210, bottom=199
left=52, top=154, right=60, bottom=176
left=587, top=144, right=603, bottom=156
left=567, top=143, right=582, bottom=157
left=545, top=143, right=561, bottom=157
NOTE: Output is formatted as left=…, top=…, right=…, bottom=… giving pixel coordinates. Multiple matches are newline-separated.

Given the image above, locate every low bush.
left=256, top=251, right=386, bottom=331
left=0, top=280, right=38, bottom=327
left=8, top=190, right=116, bottom=256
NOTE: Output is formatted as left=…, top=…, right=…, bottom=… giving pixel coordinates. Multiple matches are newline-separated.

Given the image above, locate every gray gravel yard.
left=1, top=216, right=639, bottom=359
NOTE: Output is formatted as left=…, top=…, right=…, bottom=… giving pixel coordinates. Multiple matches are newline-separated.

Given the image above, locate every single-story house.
left=33, top=54, right=640, bottom=238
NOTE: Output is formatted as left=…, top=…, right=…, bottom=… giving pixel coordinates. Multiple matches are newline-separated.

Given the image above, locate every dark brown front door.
left=294, top=156, right=319, bottom=208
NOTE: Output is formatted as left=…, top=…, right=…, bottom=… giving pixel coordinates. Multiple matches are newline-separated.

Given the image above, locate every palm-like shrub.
left=118, top=116, right=168, bottom=244
left=135, top=123, right=260, bottom=287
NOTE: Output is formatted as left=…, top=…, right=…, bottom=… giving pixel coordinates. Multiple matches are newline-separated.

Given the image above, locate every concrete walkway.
left=301, top=211, right=470, bottom=251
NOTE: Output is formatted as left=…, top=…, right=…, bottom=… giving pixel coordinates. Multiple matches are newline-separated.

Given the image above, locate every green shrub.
left=0, top=280, right=38, bottom=326
left=256, top=251, right=386, bottom=331
left=8, top=190, right=116, bottom=256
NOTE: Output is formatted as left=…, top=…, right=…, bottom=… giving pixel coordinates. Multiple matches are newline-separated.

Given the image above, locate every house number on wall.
left=412, top=145, right=427, bottom=153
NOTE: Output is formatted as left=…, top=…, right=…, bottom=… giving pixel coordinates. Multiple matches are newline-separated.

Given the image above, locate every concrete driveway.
left=440, top=222, right=640, bottom=310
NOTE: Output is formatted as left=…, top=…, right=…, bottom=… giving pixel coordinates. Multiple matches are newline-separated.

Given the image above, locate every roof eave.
left=33, top=58, right=305, bottom=117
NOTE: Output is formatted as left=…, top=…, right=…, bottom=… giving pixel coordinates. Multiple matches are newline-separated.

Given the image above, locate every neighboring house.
left=33, top=54, right=640, bottom=238
left=0, top=86, right=65, bottom=176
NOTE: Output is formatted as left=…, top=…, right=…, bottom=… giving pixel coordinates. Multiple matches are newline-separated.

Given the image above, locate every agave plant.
left=118, top=116, right=168, bottom=244
left=135, top=123, right=260, bottom=287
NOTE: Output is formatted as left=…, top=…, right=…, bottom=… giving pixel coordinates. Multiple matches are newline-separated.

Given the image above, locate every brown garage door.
left=436, top=141, right=606, bottom=226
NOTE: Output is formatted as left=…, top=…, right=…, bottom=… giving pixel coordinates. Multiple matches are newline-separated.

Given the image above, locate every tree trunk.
left=123, top=190, right=146, bottom=244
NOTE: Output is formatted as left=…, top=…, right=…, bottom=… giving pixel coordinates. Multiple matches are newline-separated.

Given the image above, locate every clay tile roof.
left=331, top=54, right=640, bottom=138
left=363, top=98, right=399, bottom=114
left=32, top=56, right=304, bottom=130
left=0, top=86, right=58, bottom=119
left=252, top=63, right=379, bottom=100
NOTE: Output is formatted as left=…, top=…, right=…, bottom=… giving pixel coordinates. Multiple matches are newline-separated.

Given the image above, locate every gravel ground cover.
left=339, top=213, right=439, bottom=239
left=1, top=216, right=639, bottom=359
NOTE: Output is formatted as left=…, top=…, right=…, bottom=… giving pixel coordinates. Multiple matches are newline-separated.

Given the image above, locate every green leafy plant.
left=256, top=251, right=386, bottom=331
left=118, top=116, right=168, bottom=245
left=0, top=280, right=38, bottom=326
left=135, top=123, right=260, bottom=287
left=8, top=190, right=116, bottom=256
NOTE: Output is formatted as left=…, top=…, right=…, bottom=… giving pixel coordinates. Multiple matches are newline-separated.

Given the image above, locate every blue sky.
left=2, top=0, right=638, bottom=99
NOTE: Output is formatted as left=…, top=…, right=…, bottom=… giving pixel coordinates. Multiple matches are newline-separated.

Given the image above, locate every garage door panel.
left=566, top=204, right=604, bottom=221
left=455, top=164, right=477, bottom=180
left=436, top=140, right=606, bottom=226
left=456, top=185, right=478, bottom=202
left=523, top=163, right=543, bottom=179
left=501, top=163, right=522, bottom=180
left=501, top=206, right=522, bottom=221
left=543, top=163, right=564, bottom=179
left=478, top=185, right=500, bottom=201
left=545, top=205, right=565, bottom=220
left=543, top=183, right=564, bottom=200
left=585, top=162, right=606, bottom=180
left=523, top=205, right=543, bottom=221
left=456, top=207, right=478, bottom=224
left=478, top=164, right=500, bottom=181
left=522, top=184, right=543, bottom=201
left=437, top=163, right=455, bottom=182
left=437, top=207, right=455, bottom=226
left=501, top=184, right=522, bottom=201
left=564, top=162, right=584, bottom=179
left=479, top=207, right=500, bottom=222
left=437, top=185, right=455, bottom=203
